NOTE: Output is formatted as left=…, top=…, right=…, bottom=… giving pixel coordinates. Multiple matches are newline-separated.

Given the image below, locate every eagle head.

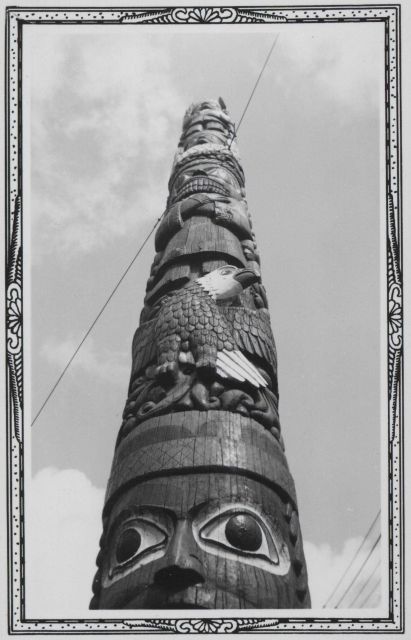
left=197, top=265, right=261, bottom=301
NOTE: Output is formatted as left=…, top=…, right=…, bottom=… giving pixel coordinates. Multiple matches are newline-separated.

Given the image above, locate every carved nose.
left=154, top=520, right=204, bottom=588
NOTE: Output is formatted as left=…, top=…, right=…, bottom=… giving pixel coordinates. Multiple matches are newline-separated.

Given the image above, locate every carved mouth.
left=176, top=177, right=230, bottom=201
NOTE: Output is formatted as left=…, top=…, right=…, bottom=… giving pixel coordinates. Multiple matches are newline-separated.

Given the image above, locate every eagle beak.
left=234, top=268, right=261, bottom=289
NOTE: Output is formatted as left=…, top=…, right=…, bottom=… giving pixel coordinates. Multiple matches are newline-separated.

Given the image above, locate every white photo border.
left=5, top=4, right=403, bottom=634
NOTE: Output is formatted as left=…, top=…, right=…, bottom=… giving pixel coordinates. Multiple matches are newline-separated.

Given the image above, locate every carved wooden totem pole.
left=90, top=99, right=310, bottom=609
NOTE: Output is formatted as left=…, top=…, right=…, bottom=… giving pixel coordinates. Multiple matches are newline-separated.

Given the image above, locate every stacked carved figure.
left=91, top=99, right=310, bottom=609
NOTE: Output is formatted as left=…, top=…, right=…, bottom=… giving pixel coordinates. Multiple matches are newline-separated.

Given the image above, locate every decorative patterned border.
left=5, top=4, right=403, bottom=634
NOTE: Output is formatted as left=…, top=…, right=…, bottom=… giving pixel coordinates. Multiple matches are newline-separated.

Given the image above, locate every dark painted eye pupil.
left=225, top=514, right=262, bottom=551
left=116, top=528, right=141, bottom=563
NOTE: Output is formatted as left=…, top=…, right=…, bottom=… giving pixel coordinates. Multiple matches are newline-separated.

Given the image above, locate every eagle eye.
left=219, top=266, right=236, bottom=276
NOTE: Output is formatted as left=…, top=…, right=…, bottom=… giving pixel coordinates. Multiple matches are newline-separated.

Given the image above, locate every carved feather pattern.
left=221, top=306, right=277, bottom=377
left=132, top=280, right=277, bottom=389
left=131, top=320, right=157, bottom=378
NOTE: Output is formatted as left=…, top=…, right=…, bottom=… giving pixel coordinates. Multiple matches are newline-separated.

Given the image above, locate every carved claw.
left=191, top=381, right=221, bottom=410
left=178, top=350, right=196, bottom=374
left=156, top=361, right=179, bottom=384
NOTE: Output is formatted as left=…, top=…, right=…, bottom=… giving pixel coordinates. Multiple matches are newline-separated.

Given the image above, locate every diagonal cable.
left=358, top=577, right=380, bottom=608
left=32, top=216, right=162, bottom=426
left=33, top=40, right=280, bottom=426
left=334, top=533, right=381, bottom=608
left=348, top=559, right=380, bottom=608
left=323, top=510, right=380, bottom=608
left=228, top=34, right=280, bottom=149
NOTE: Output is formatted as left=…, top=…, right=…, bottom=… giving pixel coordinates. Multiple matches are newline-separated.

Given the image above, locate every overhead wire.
left=358, top=578, right=380, bottom=608
left=347, top=559, right=380, bottom=608
left=228, top=33, right=279, bottom=149
left=33, top=32, right=282, bottom=426
left=322, top=510, right=381, bottom=608
left=333, top=533, right=381, bottom=608
left=31, top=216, right=163, bottom=426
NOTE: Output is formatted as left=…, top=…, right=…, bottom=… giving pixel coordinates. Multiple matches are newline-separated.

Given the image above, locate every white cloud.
left=25, top=468, right=381, bottom=616
left=25, top=468, right=105, bottom=617
left=40, top=335, right=130, bottom=384
left=276, top=24, right=382, bottom=114
left=27, top=25, right=382, bottom=264
left=305, top=536, right=381, bottom=609
left=28, top=31, right=185, bottom=258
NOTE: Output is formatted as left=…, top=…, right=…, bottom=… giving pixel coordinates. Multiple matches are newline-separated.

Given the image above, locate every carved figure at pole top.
left=91, top=99, right=311, bottom=610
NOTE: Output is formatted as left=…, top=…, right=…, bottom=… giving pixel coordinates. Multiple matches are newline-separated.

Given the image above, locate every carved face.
left=179, top=111, right=234, bottom=150
left=97, top=474, right=308, bottom=609
left=169, top=160, right=243, bottom=205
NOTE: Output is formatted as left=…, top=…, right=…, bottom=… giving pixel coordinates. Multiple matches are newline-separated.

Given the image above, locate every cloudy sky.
left=24, top=20, right=385, bottom=617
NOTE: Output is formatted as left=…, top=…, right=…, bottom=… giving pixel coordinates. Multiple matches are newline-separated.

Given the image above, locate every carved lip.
left=176, top=177, right=230, bottom=201
left=117, top=585, right=258, bottom=609
left=121, top=591, right=209, bottom=610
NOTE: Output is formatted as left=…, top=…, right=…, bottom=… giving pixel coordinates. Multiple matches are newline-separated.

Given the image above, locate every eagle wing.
left=130, top=289, right=276, bottom=390
left=220, top=306, right=277, bottom=379
left=209, top=304, right=268, bottom=389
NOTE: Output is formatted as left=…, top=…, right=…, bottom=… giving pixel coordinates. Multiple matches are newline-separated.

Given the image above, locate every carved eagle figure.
left=132, top=265, right=277, bottom=389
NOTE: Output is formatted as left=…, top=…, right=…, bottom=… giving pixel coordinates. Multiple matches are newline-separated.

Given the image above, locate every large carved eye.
left=205, top=120, right=225, bottom=132
left=116, top=528, right=141, bottom=563
left=104, top=510, right=172, bottom=585
left=194, top=507, right=290, bottom=575
left=113, top=518, right=167, bottom=567
left=219, top=266, right=236, bottom=276
left=184, top=123, right=203, bottom=136
left=199, top=510, right=278, bottom=564
left=225, top=514, right=264, bottom=551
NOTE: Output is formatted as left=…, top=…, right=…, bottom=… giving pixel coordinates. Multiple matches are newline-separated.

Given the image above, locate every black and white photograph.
left=3, top=1, right=406, bottom=635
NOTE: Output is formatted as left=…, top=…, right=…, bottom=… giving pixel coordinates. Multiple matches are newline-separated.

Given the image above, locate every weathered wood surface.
left=92, top=99, right=310, bottom=610
left=155, top=196, right=253, bottom=252
left=106, top=411, right=296, bottom=509
left=92, top=473, right=309, bottom=610
left=158, top=216, right=248, bottom=271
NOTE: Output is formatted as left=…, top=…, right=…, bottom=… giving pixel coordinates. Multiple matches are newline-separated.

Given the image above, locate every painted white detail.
left=216, top=349, right=267, bottom=388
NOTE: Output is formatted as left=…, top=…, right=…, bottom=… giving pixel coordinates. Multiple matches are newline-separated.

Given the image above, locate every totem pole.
left=90, top=99, right=310, bottom=609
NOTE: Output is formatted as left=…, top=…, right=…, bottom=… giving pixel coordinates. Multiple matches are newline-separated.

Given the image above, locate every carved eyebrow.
left=190, top=501, right=238, bottom=520
left=107, top=506, right=175, bottom=539
left=188, top=500, right=215, bottom=518
left=192, top=502, right=269, bottom=527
